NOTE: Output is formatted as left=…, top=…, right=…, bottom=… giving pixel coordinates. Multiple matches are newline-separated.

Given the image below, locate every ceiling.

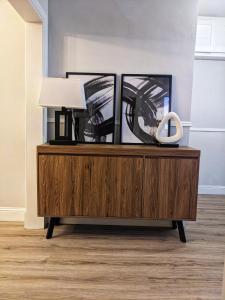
left=199, top=0, right=225, bottom=17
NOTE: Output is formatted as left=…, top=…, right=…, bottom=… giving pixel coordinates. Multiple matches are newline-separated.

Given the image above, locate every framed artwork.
left=120, top=74, right=172, bottom=144
left=66, top=72, right=116, bottom=144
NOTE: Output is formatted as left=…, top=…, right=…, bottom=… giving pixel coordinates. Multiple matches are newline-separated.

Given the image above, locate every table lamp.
left=39, top=77, right=86, bottom=145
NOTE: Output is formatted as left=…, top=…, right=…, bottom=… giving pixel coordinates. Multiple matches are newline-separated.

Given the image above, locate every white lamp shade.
left=39, top=77, right=86, bottom=109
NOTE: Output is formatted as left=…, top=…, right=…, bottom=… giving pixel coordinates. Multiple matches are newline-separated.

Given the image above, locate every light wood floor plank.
left=0, top=196, right=225, bottom=300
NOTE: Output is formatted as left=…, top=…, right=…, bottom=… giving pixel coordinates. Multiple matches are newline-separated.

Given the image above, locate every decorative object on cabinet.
left=120, top=74, right=172, bottom=144
left=156, top=112, right=183, bottom=146
left=39, top=77, right=86, bottom=145
left=37, top=144, right=200, bottom=242
left=66, top=72, right=116, bottom=144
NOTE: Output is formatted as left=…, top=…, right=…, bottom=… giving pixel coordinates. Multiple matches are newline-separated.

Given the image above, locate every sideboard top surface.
left=37, top=144, right=200, bottom=158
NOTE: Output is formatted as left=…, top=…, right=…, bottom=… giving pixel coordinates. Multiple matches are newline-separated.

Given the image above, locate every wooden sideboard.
left=37, top=144, right=200, bottom=242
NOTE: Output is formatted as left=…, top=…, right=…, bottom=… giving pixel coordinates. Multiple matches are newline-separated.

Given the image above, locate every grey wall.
left=199, top=0, right=225, bottom=17
left=191, top=60, right=225, bottom=129
left=48, top=0, right=199, bottom=144
left=37, top=0, right=48, bottom=14
left=189, top=59, right=225, bottom=189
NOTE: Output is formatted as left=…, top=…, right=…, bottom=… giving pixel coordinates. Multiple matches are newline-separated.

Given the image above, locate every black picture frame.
left=120, top=74, right=172, bottom=145
left=66, top=72, right=117, bottom=144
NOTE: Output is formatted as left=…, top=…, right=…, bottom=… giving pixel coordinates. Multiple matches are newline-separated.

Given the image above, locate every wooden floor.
left=0, top=195, right=225, bottom=300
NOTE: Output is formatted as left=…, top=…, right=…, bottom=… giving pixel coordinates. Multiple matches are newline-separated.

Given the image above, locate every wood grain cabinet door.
left=38, top=155, right=143, bottom=218
left=73, top=156, right=143, bottom=218
left=142, top=157, right=199, bottom=220
left=106, top=156, right=143, bottom=218
left=38, top=155, right=74, bottom=216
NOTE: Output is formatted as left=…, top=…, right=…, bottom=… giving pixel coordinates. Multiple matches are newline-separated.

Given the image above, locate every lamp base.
left=49, top=140, right=77, bottom=146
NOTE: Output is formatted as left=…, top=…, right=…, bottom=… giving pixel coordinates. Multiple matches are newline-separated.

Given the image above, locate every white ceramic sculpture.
left=155, top=112, right=183, bottom=144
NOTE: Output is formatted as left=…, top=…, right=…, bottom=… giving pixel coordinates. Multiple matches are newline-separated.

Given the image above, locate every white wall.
left=24, top=22, right=44, bottom=228
left=199, top=0, right=225, bottom=17
left=0, top=0, right=26, bottom=219
left=48, top=0, right=199, bottom=145
left=189, top=59, right=225, bottom=194
left=0, top=0, right=46, bottom=225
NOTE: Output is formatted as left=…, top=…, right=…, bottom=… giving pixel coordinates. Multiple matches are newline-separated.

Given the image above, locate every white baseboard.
left=24, top=212, right=44, bottom=229
left=199, top=185, right=225, bottom=195
left=0, top=207, right=25, bottom=222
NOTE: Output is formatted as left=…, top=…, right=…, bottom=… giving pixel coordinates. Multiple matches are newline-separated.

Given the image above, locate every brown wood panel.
left=107, top=157, right=143, bottom=218
left=73, top=155, right=143, bottom=218
left=38, top=155, right=74, bottom=216
left=38, top=155, right=143, bottom=218
left=72, top=156, right=109, bottom=217
left=37, top=145, right=200, bottom=220
left=142, top=157, right=199, bottom=220
left=37, top=144, right=200, bottom=158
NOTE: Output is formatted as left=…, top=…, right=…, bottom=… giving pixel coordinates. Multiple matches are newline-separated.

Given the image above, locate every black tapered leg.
left=172, top=220, right=177, bottom=229
left=54, top=217, right=60, bottom=226
left=177, top=221, right=186, bottom=243
left=46, top=217, right=58, bottom=239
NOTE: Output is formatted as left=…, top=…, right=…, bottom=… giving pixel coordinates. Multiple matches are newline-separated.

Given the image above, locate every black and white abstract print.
left=120, top=75, right=172, bottom=144
left=67, top=73, right=116, bottom=143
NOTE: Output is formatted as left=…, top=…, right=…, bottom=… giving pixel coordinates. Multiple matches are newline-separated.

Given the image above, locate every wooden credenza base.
left=37, top=144, right=200, bottom=243
left=46, top=218, right=187, bottom=243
